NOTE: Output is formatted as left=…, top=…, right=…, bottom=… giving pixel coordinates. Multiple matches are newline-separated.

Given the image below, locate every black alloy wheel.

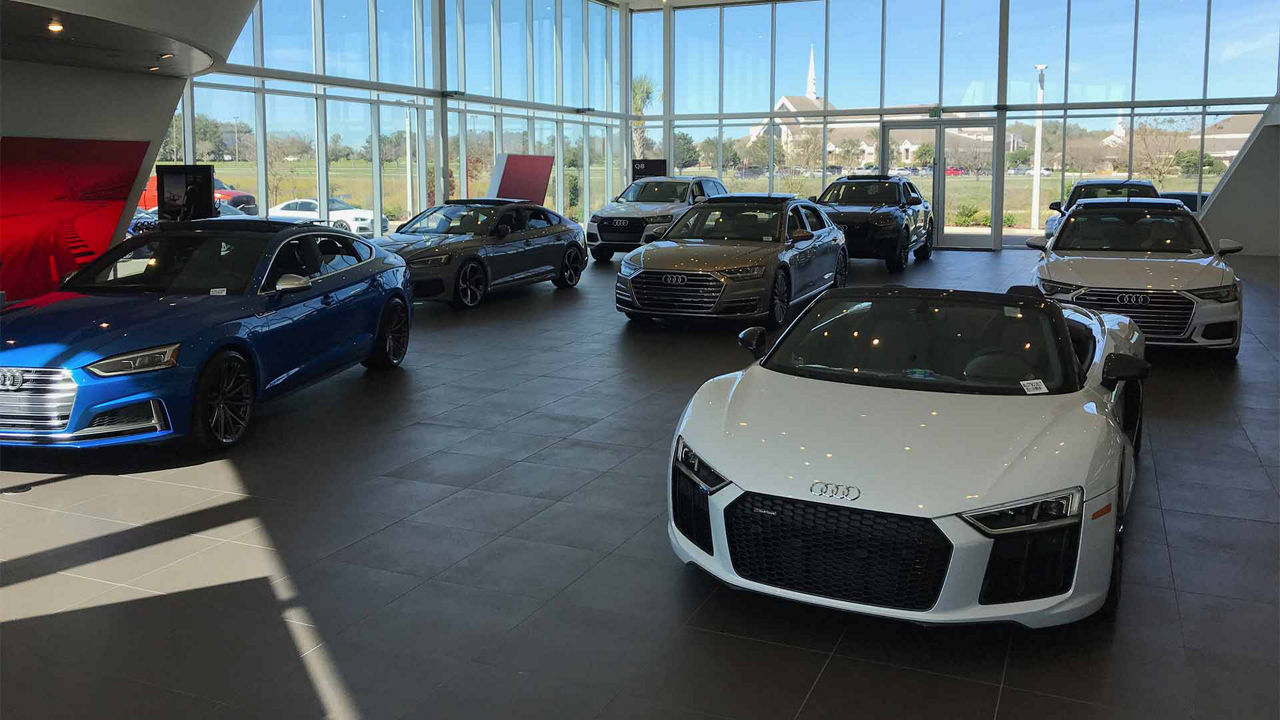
left=914, top=221, right=935, bottom=261
left=365, top=297, right=410, bottom=370
left=553, top=246, right=584, bottom=288
left=451, top=260, right=487, bottom=309
left=191, top=351, right=255, bottom=451
left=766, top=270, right=790, bottom=329
left=832, top=249, right=849, bottom=288
left=886, top=229, right=910, bottom=273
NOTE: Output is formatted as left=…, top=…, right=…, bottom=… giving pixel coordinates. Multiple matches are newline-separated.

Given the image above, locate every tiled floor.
left=1, top=250, right=1276, bottom=719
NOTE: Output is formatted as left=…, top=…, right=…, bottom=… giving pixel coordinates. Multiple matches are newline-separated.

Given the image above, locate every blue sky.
left=237, top=0, right=1279, bottom=134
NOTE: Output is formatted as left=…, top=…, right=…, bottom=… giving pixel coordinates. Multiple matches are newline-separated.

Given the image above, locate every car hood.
left=0, top=291, right=249, bottom=368
left=677, top=365, right=1119, bottom=518
left=823, top=204, right=896, bottom=220
left=626, top=238, right=780, bottom=272
left=376, top=232, right=479, bottom=255
left=594, top=201, right=687, bottom=218
left=1039, top=251, right=1234, bottom=291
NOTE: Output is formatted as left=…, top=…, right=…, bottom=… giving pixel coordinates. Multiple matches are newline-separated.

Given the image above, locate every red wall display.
left=487, top=154, right=555, bottom=203
left=0, top=136, right=149, bottom=302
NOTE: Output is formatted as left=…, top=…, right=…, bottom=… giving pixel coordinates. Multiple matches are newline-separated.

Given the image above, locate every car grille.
left=1071, top=288, right=1195, bottom=340
left=597, top=217, right=646, bottom=244
left=671, top=468, right=714, bottom=555
left=832, top=217, right=867, bottom=241
left=724, top=492, right=953, bottom=611
left=0, top=369, right=77, bottom=433
left=630, top=271, right=724, bottom=313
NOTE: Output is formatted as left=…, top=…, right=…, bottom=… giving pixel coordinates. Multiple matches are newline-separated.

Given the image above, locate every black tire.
left=188, top=350, right=255, bottom=452
left=1098, top=483, right=1125, bottom=618
left=553, top=245, right=585, bottom=288
left=1127, top=381, right=1144, bottom=458
left=363, top=297, right=410, bottom=370
left=1215, top=344, right=1240, bottom=362
left=334, top=220, right=351, bottom=232
left=624, top=312, right=651, bottom=323
left=832, top=248, right=849, bottom=288
left=885, top=230, right=909, bottom=273
left=914, top=222, right=934, bottom=261
left=591, top=247, right=613, bottom=262
left=450, top=260, right=487, bottom=309
left=766, top=270, right=790, bottom=329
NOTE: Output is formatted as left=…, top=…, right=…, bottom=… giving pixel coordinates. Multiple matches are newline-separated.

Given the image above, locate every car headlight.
left=720, top=265, right=767, bottom=280
left=410, top=253, right=451, bottom=268
left=961, top=488, right=1083, bottom=536
left=1188, top=284, right=1239, bottom=302
left=674, top=436, right=729, bottom=493
left=646, top=215, right=673, bottom=225
left=1038, top=278, right=1080, bottom=296
left=87, top=344, right=181, bottom=377
left=620, top=259, right=641, bottom=278
left=590, top=214, right=602, bottom=224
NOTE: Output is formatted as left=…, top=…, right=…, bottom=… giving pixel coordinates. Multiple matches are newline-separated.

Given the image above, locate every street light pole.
left=1031, top=64, right=1046, bottom=229
left=233, top=115, right=240, bottom=163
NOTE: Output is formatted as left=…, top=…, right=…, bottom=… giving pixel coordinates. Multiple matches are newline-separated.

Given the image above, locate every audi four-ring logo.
left=1116, top=294, right=1150, bottom=305
left=662, top=274, right=688, bottom=286
left=810, top=481, right=860, bottom=501
left=0, top=368, right=25, bottom=391
left=610, top=219, right=629, bottom=227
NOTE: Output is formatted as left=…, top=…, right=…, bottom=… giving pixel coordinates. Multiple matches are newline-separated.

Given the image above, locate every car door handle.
left=321, top=293, right=335, bottom=306
left=524, top=239, right=533, bottom=246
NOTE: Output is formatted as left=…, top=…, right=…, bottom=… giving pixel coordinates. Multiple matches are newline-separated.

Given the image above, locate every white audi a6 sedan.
left=1030, top=197, right=1243, bottom=358
left=668, top=287, right=1150, bottom=628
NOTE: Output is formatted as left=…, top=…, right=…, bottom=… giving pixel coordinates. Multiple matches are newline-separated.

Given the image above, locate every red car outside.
left=944, top=166, right=964, bottom=176
left=138, top=175, right=257, bottom=214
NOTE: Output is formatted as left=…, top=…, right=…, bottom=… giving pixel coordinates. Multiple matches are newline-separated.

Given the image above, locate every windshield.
left=1068, top=184, right=1157, bottom=205
left=328, top=198, right=356, bottom=211
left=1055, top=209, right=1211, bottom=253
left=65, top=233, right=269, bottom=295
left=819, top=181, right=900, bottom=205
left=764, top=295, right=1070, bottom=395
left=666, top=206, right=782, bottom=242
left=399, top=204, right=500, bottom=235
left=617, top=181, right=689, bottom=204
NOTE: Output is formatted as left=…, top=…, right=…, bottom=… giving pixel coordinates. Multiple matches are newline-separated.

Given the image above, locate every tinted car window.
left=617, top=181, right=690, bottom=203
left=496, top=210, right=526, bottom=233
left=526, top=209, right=554, bottom=230
left=282, top=202, right=299, bottom=211
left=66, top=233, right=269, bottom=295
left=800, top=206, right=826, bottom=229
left=265, top=237, right=323, bottom=288
left=352, top=240, right=373, bottom=261
left=787, top=208, right=807, bottom=235
left=300, top=201, right=319, bottom=212
left=1054, top=208, right=1212, bottom=254
left=316, top=236, right=362, bottom=274
left=1068, top=184, right=1158, bottom=205
left=764, top=295, right=1070, bottom=395
left=666, top=206, right=782, bottom=241
left=820, top=181, right=900, bottom=205
left=400, top=205, right=500, bottom=234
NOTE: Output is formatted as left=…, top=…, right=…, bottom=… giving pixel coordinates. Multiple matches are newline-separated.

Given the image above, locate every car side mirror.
left=808, top=195, right=818, bottom=202
left=1217, top=238, right=1243, bottom=256
left=1100, top=352, right=1150, bottom=390
left=1026, top=237, right=1048, bottom=251
left=1049, top=201, right=1063, bottom=214
left=907, top=196, right=923, bottom=206
left=643, top=224, right=669, bottom=242
left=693, top=195, right=707, bottom=204
left=275, top=273, right=312, bottom=293
left=494, top=224, right=512, bottom=238
left=738, top=326, right=767, bottom=359
left=790, top=229, right=815, bottom=243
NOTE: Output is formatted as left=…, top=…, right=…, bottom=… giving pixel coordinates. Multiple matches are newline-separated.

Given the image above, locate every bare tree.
left=1132, top=117, right=1197, bottom=185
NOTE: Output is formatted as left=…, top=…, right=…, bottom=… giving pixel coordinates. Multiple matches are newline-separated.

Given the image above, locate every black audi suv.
left=812, top=175, right=933, bottom=272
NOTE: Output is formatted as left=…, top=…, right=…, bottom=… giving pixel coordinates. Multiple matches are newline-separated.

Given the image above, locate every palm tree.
left=631, top=74, right=657, bottom=157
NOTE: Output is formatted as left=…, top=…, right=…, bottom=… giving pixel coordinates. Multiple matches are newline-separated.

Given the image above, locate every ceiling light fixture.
left=159, top=53, right=174, bottom=60
left=148, top=66, right=160, bottom=72
left=47, top=19, right=64, bottom=32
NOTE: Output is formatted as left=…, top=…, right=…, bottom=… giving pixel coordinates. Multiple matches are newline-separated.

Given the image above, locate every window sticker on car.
left=763, top=236, right=773, bottom=242
left=1020, top=379, right=1048, bottom=394
left=210, top=288, right=227, bottom=296
left=1004, top=306, right=1023, bottom=318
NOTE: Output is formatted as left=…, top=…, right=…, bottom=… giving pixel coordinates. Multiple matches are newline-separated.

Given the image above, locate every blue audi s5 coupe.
left=0, top=220, right=412, bottom=450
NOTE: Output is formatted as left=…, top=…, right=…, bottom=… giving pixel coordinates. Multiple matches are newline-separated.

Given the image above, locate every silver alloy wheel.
left=457, top=262, right=486, bottom=307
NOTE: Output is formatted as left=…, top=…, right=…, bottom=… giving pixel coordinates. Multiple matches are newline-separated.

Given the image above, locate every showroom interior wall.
left=1200, top=103, right=1280, bottom=255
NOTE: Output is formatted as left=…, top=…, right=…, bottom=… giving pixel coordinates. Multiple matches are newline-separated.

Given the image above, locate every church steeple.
left=806, top=44, right=818, bottom=101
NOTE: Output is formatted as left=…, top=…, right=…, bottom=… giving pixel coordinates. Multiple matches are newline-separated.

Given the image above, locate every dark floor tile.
left=403, top=663, right=616, bottom=720
left=298, top=476, right=460, bottom=517
left=472, top=461, right=601, bottom=500
left=273, top=558, right=423, bottom=633
left=1121, top=539, right=1173, bottom=589
left=1177, top=591, right=1279, bottom=663
left=833, top=614, right=1012, bottom=684
left=559, top=553, right=717, bottom=625
left=626, top=628, right=829, bottom=720
left=796, top=656, right=999, bottom=720
left=428, top=404, right=531, bottom=429
left=537, top=392, right=635, bottom=419
left=333, top=520, right=495, bottom=577
left=564, top=470, right=668, bottom=516
left=496, top=412, right=600, bottom=438
left=1159, top=480, right=1280, bottom=522
left=1163, top=509, right=1280, bottom=555
left=443, top=429, right=560, bottom=460
left=525, top=438, right=641, bottom=472
left=1169, top=543, right=1279, bottom=603
left=614, top=515, right=676, bottom=561
left=435, top=537, right=603, bottom=598
left=995, top=689, right=1128, bottom=720
left=596, top=693, right=726, bottom=720
left=1123, top=505, right=1166, bottom=545
left=689, top=585, right=850, bottom=654
left=407, top=489, right=553, bottom=533
left=509, top=502, right=655, bottom=552
left=1156, top=459, right=1275, bottom=491
left=1184, top=649, right=1280, bottom=720
left=571, top=418, right=674, bottom=448
left=388, top=451, right=515, bottom=487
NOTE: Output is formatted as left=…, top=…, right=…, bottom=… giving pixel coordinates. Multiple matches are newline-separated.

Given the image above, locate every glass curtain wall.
left=179, top=0, right=626, bottom=227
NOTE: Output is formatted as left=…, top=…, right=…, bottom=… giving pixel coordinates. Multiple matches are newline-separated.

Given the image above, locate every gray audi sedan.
left=377, top=199, right=587, bottom=309
left=615, top=195, right=847, bottom=327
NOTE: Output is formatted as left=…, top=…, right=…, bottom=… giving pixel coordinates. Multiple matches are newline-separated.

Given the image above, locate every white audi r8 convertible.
left=668, top=286, right=1150, bottom=628
left=1030, top=197, right=1243, bottom=358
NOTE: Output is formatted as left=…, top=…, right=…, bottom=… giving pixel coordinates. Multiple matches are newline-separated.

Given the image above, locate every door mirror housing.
left=1217, top=238, right=1244, bottom=256
left=1049, top=201, right=1063, bottom=214
left=738, top=326, right=767, bottom=359
left=643, top=224, right=669, bottom=242
left=789, top=229, right=815, bottom=243
left=1100, top=352, right=1150, bottom=390
left=275, top=273, right=312, bottom=293
left=692, top=195, right=708, bottom=204
left=907, top=196, right=923, bottom=206
left=494, top=224, right=512, bottom=238
left=808, top=195, right=818, bottom=203
left=1026, top=237, right=1048, bottom=251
